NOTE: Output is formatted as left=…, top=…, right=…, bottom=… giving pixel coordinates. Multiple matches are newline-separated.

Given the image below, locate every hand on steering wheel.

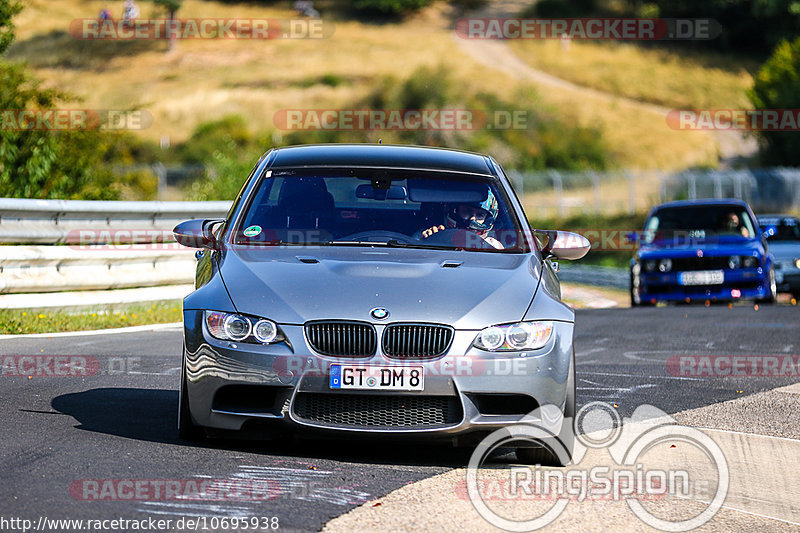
left=421, top=225, right=446, bottom=238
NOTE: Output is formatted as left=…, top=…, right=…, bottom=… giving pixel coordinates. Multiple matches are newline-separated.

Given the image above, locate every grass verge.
left=561, top=282, right=629, bottom=308
left=0, top=300, right=182, bottom=335
left=508, top=40, right=755, bottom=110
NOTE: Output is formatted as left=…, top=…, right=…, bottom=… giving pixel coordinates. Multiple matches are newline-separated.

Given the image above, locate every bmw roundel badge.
left=370, top=307, right=389, bottom=320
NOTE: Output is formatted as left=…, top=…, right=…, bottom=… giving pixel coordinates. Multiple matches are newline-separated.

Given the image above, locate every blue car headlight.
left=205, top=310, right=286, bottom=345
left=473, top=321, right=553, bottom=351
left=742, top=255, right=758, bottom=268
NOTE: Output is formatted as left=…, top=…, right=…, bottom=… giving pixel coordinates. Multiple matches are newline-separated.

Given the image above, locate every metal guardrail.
left=0, top=198, right=628, bottom=302
left=0, top=198, right=231, bottom=244
left=0, top=199, right=231, bottom=296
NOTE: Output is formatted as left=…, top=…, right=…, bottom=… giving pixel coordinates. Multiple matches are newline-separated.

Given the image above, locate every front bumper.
left=182, top=310, right=574, bottom=439
left=636, top=267, right=770, bottom=303
left=774, top=262, right=800, bottom=293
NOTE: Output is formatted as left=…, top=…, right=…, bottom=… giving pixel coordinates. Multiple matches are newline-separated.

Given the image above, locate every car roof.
left=267, top=144, right=495, bottom=175
left=651, top=199, right=751, bottom=210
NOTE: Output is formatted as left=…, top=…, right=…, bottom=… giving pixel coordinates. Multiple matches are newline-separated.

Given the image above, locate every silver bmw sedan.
left=174, top=143, right=589, bottom=465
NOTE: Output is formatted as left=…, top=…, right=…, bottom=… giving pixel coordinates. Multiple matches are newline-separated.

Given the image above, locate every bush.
left=182, top=66, right=612, bottom=199
left=352, top=0, right=432, bottom=16
left=181, top=116, right=268, bottom=200
left=748, top=37, right=800, bottom=165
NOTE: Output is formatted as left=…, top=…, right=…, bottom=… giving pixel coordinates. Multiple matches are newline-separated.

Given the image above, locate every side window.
left=740, top=210, right=756, bottom=238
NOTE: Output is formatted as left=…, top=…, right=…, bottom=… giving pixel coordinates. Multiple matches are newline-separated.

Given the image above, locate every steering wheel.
left=335, top=230, right=415, bottom=244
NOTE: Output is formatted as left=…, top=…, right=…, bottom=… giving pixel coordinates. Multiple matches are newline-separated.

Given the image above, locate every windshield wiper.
left=386, top=240, right=461, bottom=251
left=323, top=240, right=390, bottom=247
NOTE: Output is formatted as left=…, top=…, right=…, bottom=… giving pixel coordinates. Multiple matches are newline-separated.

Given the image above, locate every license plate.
left=679, top=270, right=724, bottom=285
left=329, top=364, right=424, bottom=391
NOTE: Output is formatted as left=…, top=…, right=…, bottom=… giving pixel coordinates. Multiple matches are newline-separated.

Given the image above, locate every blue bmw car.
left=630, top=199, right=776, bottom=306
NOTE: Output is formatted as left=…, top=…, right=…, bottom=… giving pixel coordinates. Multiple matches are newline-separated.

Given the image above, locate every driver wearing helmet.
left=418, top=188, right=503, bottom=249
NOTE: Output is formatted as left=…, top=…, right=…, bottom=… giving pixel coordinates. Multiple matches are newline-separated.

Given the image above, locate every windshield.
left=233, top=169, right=526, bottom=252
left=643, top=205, right=757, bottom=243
left=759, top=217, right=800, bottom=242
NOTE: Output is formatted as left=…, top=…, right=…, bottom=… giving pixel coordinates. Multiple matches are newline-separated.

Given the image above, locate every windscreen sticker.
left=243, top=225, right=262, bottom=237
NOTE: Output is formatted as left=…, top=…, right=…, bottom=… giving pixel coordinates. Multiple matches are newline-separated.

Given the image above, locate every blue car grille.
left=668, top=256, right=734, bottom=271
left=382, top=324, right=454, bottom=359
left=293, top=393, right=462, bottom=428
left=305, top=321, right=377, bottom=357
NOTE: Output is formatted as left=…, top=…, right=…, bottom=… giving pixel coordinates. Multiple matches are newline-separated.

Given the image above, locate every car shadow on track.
left=51, top=387, right=482, bottom=468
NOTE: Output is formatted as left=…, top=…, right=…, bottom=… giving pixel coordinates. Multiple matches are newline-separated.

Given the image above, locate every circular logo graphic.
left=243, top=225, right=262, bottom=238
left=366, top=377, right=377, bottom=387
left=370, top=307, right=389, bottom=320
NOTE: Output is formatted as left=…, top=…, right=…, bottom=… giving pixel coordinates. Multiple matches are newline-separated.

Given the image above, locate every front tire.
left=178, top=351, right=204, bottom=441
left=758, top=266, right=777, bottom=304
left=516, top=351, right=575, bottom=466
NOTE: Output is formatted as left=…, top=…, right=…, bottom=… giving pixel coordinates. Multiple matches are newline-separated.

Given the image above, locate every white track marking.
left=578, top=370, right=707, bottom=381
left=0, top=322, right=182, bottom=339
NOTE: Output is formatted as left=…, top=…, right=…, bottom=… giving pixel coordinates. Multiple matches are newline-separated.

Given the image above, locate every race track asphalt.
left=0, top=305, right=797, bottom=531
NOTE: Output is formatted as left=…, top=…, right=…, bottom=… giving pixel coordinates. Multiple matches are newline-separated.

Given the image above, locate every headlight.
left=794, top=258, right=800, bottom=270
left=742, top=255, right=758, bottom=268
left=728, top=255, right=741, bottom=269
left=474, top=321, right=553, bottom=352
left=224, top=314, right=251, bottom=341
left=644, top=260, right=657, bottom=272
left=253, top=319, right=278, bottom=343
left=658, top=258, right=672, bottom=272
left=205, top=311, right=285, bottom=345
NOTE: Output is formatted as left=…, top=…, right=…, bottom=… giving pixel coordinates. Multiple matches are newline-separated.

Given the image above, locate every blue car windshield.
left=759, top=217, right=800, bottom=242
left=234, top=170, right=526, bottom=252
left=643, top=205, right=757, bottom=243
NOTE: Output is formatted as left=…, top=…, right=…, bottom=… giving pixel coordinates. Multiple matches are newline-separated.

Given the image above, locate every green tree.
left=748, top=37, right=800, bottom=165
left=0, top=0, right=22, bottom=55
left=0, top=1, right=149, bottom=199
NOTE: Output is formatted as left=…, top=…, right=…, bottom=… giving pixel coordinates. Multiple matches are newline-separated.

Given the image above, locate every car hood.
left=638, top=238, right=762, bottom=259
left=219, top=246, right=541, bottom=329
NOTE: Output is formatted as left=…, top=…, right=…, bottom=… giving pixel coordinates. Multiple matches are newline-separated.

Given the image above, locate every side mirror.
left=534, top=230, right=590, bottom=260
left=173, top=219, right=224, bottom=249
